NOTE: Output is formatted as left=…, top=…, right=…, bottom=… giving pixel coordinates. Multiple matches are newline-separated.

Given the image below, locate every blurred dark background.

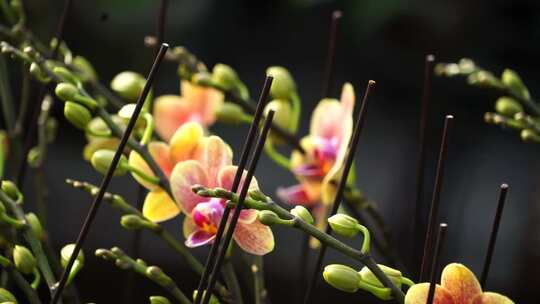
left=4, top=0, right=540, bottom=303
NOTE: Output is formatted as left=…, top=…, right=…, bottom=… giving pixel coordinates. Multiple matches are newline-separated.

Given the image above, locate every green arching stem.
left=31, top=267, right=41, bottom=289
left=263, top=139, right=291, bottom=170
left=357, top=224, right=371, bottom=254
left=140, top=112, right=155, bottom=145
left=126, top=164, right=160, bottom=185
left=195, top=186, right=406, bottom=303
left=0, top=190, right=57, bottom=298
left=289, top=92, right=301, bottom=133
left=0, top=255, right=41, bottom=304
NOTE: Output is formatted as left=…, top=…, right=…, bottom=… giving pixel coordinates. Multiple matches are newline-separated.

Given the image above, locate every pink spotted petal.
left=471, top=292, right=514, bottom=304
left=277, top=184, right=318, bottom=207
left=181, top=80, right=224, bottom=126
left=404, top=283, right=456, bottom=304
left=186, top=230, right=216, bottom=248
left=217, top=165, right=259, bottom=192
left=239, top=209, right=258, bottom=224
left=154, top=95, right=191, bottom=141
left=170, top=160, right=210, bottom=214
left=441, top=263, right=482, bottom=303
left=193, top=136, right=232, bottom=186
left=233, top=221, right=275, bottom=255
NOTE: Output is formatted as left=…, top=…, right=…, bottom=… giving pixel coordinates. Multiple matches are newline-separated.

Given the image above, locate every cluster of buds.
left=323, top=263, right=413, bottom=300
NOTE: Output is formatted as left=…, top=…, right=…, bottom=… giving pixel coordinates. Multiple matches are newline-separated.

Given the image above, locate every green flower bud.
left=215, top=103, right=248, bottom=124
left=111, top=71, right=146, bottom=102
left=467, top=71, right=499, bottom=88
left=359, top=264, right=403, bottom=289
left=521, top=129, right=540, bottom=143
left=323, top=264, right=361, bottom=293
left=90, top=149, right=129, bottom=176
left=146, top=266, right=172, bottom=286
left=0, top=288, right=16, bottom=303
left=258, top=210, right=283, bottom=226
left=1, top=181, right=20, bottom=201
left=502, top=69, right=530, bottom=101
left=290, top=206, right=313, bottom=225
left=53, top=66, right=79, bottom=85
left=328, top=213, right=360, bottom=238
left=264, top=99, right=293, bottom=144
left=149, top=296, right=171, bottom=304
left=72, top=56, right=98, bottom=82
left=55, top=82, right=79, bottom=101
left=27, top=147, right=41, bottom=168
left=192, top=291, right=219, bottom=304
left=13, top=245, right=37, bottom=274
left=120, top=215, right=158, bottom=231
left=495, top=97, right=523, bottom=117
left=95, top=248, right=116, bottom=261
left=266, top=66, right=296, bottom=99
left=61, top=244, right=85, bottom=267
left=29, top=62, right=50, bottom=83
left=25, top=213, right=43, bottom=239
left=64, top=101, right=92, bottom=130
left=212, top=63, right=239, bottom=90
left=248, top=189, right=269, bottom=202
left=458, top=58, right=475, bottom=74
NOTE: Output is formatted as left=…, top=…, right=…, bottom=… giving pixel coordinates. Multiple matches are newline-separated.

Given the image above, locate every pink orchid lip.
left=191, top=198, right=224, bottom=235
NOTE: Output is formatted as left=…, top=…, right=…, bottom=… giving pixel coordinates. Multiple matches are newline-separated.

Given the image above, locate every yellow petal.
left=471, top=292, right=514, bottom=304
left=169, top=122, right=204, bottom=164
left=405, top=283, right=456, bottom=304
left=441, top=263, right=482, bottom=303
left=128, top=142, right=171, bottom=190
left=142, top=190, right=181, bottom=223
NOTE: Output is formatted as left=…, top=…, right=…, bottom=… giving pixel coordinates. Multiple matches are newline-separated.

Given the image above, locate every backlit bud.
left=61, top=244, right=85, bottom=267
left=72, top=56, right=98, bottom=82
left=328, top=213, right=360, bottom=238
left=53, top=66, right=79, bottom=84
left=212, top=63, right=239, bottom=90
left=13, top=245, right=37, bottom=274
left=323, top=264, right=361, bottom=293
left=111, top=71, right=146, bottom=102
left=25, top=213, right=43, bottom=239
left=467, top=71, right=499, bottom=88
left=458, top=58, right=475, bottom=74
left=55, top=82, right=78, bottom=101
left=502, top=69, right=530, bottom=101
left=495, top=97, right=523, bottom=117
left=266, top=66, right=296, bottom=99
left=215, top=103, right=247, bottom=124
left=64, top=101, right=92, bottom=130
left=264, top=99, right=292, bottom=144
left=149, top=296, right=171, bottom=304
left=359, top=264, right=403, bottom=289
left=146, top=266, right=172, bottom=286
left=521, top=129, right=540, bottom=143
left=0, top=288, right=16, bottom=303
left=29, top=62, right=50, bottom=83
left=1, top=181, right=20, bottom=201
left=290, top=206, right=313, bottom=224
left=90, top=149, right=129, bottom=176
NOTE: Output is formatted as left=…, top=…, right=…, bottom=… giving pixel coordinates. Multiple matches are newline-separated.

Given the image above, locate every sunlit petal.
left=404, top=283, right=456, bottom=304
left=142, top=190, right=181, bottom=223
left=441, top=263, right=482, bottom=303
left=194, top=136, right=233, bottom=185
left=181, top=80, right=224, bottom=126
left=233, top=221, right=275, bottom=255
left=154, top=95, right=191, bottom=141
left=239, top=209, right=258, bottom=224
left=169, top=122, right=204, bottom=164
left=471, top=292, right=514, bottom=304
left=217, top=165, right=259, bottom=192
left=128, top=142, right=173, bottom=190
left=170, top=160, right=209, bottom=214
left=277, top=184, right=317, bottom=206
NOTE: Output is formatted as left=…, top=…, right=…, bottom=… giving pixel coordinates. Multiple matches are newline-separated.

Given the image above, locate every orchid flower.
left=129, top=122, right=274, bottom=255
left=277, top=83, right=355, bottom=237
left=153, top=80, right=224, bottom=141
left=405, top=263, right=514, bottom=304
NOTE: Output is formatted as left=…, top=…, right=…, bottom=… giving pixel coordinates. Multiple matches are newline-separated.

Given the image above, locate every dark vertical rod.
left=303, top=80, right=376, bottom=304
left=419, top=115, right=454, bottom=282
left=426, top=223, right=448, bottom=304
left=15, top=0, right=74, bottom=187
left=201, top=110, right=276, bottom=304
left=194, top=77, right=273, bottom=304
left=480, top=183, right=509, bottom=288
left=156, top=0, right=168, bottom=48
left=321, top=10, right=342, bottom=99
left=413, top=54, right=435, bottom=277
left=50, top=44, right=169, bottom=304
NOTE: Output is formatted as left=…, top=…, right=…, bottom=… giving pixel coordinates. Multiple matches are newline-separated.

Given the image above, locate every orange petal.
left=233, top=221, right=275, bottom=255
left=193, top=136, right=233, bottom=185
left=170, top=160, right=210, bottom=214
left=154, top=95, right=191, bottom=141
left=128, top=141, right=172, bottom=190
left=471, top=292, right=514, bottom=304
left=169, top=122, right=204, bottom=164
left=181, top=80, right=224, bottom=126
left=142, top=190, right=181, bottom=223
left=217, top=165, right=259, bottom=193
left=405, top=283, right=456, bottom=304
left=441, top=263, right=482, bottom=303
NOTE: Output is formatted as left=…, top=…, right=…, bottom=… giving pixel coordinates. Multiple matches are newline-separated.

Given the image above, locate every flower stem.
left=0, top=255, right=41, bottom=304
left=222, top=259, right=243, bottom=304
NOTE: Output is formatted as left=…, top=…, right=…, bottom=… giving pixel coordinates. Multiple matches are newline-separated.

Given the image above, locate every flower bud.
left=149, top=296, right=171, bottom=304
left=458, top=58, right=475, bottom=74
left=495, top=97, right=523, bottom=117
left=146, top=266, right=172, bottom=286
left=212, top=63, right=239, bottom=90
left=266, top=66, right=296, bottom=99
left=467, top=71, right=499, bottom=88
left=61, top=244, right=85, bottom=267
left=323, top=264, right=361, bottom=293
left=13, top=245, right=37, bottom=274
left=248, top=189, right=269, bottom=202
left=55, top=82, right=79, bottom=101
left=90, top=149, right=129, bottom=176
left=95, top=248, right=116, bottom=261
left=0, top=288, right=16, bottom=303
left=328, top=213, right=360, bottom=238
left=29, top=62, right=50, bottom=83
left=215, top=103, right=247, bottom=124
left=64, top=101, right=92, bottom=130
left=27, top=147, right=41, bottom=168
left=521, top=129, right=540, bottom=143
left=258, top=210, right=283, bottom=226
left=120, top=215, right=158, bottom=231
left=502, top=69, right=530, bottom=100
left=111, top=71, right=146, bottom=102
left=25, top=213, right=43, bottom=239
left=290, top=206, right=314, bottom=224
left=72, top=56, right=98, bottom=82
left=53, top=66, right=79, bottom=84
left=264, top=99, right=292, bottom=144
left=359, top=264, right=403, bottom=289
left=1, top=181, right=20, bottom=201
